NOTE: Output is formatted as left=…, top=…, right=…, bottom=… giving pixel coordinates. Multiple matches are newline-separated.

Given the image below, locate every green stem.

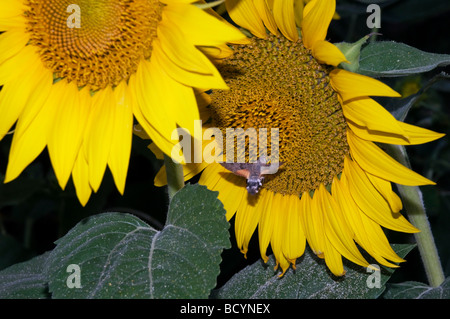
left=388, top=144, right=445, bottom=287
left=164, top=154, right=185, bottom=200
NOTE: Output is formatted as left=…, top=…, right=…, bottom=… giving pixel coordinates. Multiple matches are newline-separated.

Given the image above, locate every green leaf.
left=0, top=252, right=51, bottom=299
left=335, top=35, right=371, bottom=73
left=358, top=41, right=450, bottom=77
left=213, top=244, right=415, bottom=299
left=383, top=277, right=450, bottom=299
left=47, top=184, right=230, bottom=299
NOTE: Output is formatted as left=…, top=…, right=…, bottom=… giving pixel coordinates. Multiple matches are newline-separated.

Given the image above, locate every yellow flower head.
left=154, top=0, right=444, bottom=276
left=0, top=0, right=245, bottom=205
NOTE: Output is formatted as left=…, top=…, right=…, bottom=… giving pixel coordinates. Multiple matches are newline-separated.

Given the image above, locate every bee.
left=220, top=156, right=281, bottom=195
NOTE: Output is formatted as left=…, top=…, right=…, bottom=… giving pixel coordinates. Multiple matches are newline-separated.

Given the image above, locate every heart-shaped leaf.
left=358, top=41, right=450, bottom=77
left=46, top=184, right=230, bottom=298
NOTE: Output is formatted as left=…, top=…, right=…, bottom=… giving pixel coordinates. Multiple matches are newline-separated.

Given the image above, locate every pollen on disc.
left=25, top=0, right=164, bottom=90
left=209, top=34, right=349, bottom=196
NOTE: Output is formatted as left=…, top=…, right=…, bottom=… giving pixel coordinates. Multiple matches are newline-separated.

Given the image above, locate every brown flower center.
left=25, top=0, right=163, bottom=91
left=209, top=34, right=349, bottom=196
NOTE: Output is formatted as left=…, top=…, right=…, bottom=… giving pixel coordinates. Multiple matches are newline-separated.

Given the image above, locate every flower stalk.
left=388, top=144, right=445, bottom=287
left=164, top=154, right=185, bottom=200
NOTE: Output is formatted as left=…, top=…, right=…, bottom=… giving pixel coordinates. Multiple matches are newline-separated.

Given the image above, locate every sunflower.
left=151, top=0, right=444, bottom=276
left=0, top=0, right=245, bottom=205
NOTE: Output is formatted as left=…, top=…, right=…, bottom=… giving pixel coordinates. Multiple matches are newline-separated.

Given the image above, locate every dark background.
left=0, top=0, right=449, bottom=291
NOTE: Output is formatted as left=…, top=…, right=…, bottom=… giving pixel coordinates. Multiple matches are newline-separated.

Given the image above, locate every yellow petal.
left=306, top=191, right=326, bottom=257
left=132, top=57, right=177, bottom=142
left=330, top=68, right=401, bottom=102
left=258, top=189, right=276, bottom=262
left=0, top=45, right=41, bottom=86
left=219, top=179, right=248, bottom=222
left=282, top=194, right=306, bottom=262
left=253, top=0, right=279, bottom=36
left=72, top=148, right=92, bottom=207
left=397, top=121, right=445, bottom=144
left=198, top=163, right=222, bottom=189
left=152, top=38, right=228, bottom=90
left=158, top=18, right=215, bottom=75
left=347, top=129, right=435, bottom=186
left=235, top=195, right=262, bottom=257
left=318, top=184, right=369, bottom=268
left=183, top=162, right=208, bottom=181
left=196, top=92, right=212, bottom=119
left=271, top=195, right=293, bottom=275
left=332, top=175, right=369, bottom=243
left=367, top=172, right=403, bottom=213
left=160, top=0, right=197, bottom=4
left=342, top=96, right=407, bottom=138
left=5, top=62, right=52, bottom=141
left=346, top=182, right=406, bottom=265
left=165, top=2, right=247, bottom=46
left=152, top=48, right=200, bottom=138
left=302, top=0, right=335, bottom=49
left=4, top=82, right=54, bottom=183
left=293, top=0, right=305, bottom=27
left=154, top=161, right=207, bottom=187
left=225, top=0, right=267, bottom=39
left=198, top=45, right=235, bottom=60
left=0, top=48, right=43, bottom=138
left=275, top=257, right=292, bottom=277
left=323, top=235, right=345, bottom=276
left=273, top=0, right=298, bottom=41
left=312, top=40, right=348, bottom=66
left=347, top=121, right=403, bottom=145
left=199, top=163, right=247, bottom=221
left=0, top=0, right=24, bottom=18
left=199, top=162, right=223, bottom=190
left=48, top=82, right=90, bottom=190
left=299, top=192, right=319, bottom=257
left=134, top=108, right=177, bottom=161
left=360, top=214, right=406, bottom=265
left=332, top=176, right=403, bottom=267
left=0, top=0, right=26, bottom=30
left=348, top=118, right=444, bottom=146
left=270, top=193, right=294, bottom=274
left=0, top=26, right=29, bottom=65
left=84, top=87, right=115, bottom=192
left=343, top=156, right=419, bottom=233
left=108, top=82, right=134, bottom=195
left=357, top=121, right=445, bottom=146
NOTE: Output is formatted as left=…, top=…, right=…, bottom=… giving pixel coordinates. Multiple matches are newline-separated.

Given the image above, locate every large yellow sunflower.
left=0, top=0, right=245, bottom=205
left=151, top=0, right=444, bottom=276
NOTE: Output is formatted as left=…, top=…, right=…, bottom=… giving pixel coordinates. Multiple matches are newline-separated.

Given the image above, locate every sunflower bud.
left=334, top=34, right=376, bottom=73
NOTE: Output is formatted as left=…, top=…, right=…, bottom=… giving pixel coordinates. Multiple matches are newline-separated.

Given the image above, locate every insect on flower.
left=220, top=156, right=282, bottom=195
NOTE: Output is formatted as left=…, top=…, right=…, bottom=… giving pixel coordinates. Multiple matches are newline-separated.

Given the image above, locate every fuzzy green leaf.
left=46, top=184, right=229, bottom=299
left=213, top=244, right=415, bottom=299
left=0, top=252, right=50, bottom=299
left=383, top=277, right=450, bottom=299
left=358, top=41, right=450, bottom=77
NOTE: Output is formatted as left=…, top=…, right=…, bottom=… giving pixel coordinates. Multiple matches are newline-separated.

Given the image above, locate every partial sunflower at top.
left=0, top=0, right=246, bottom=205
left=153, top=0, right=444, bottom=276
left=225, top=0, right=339, bottom=40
